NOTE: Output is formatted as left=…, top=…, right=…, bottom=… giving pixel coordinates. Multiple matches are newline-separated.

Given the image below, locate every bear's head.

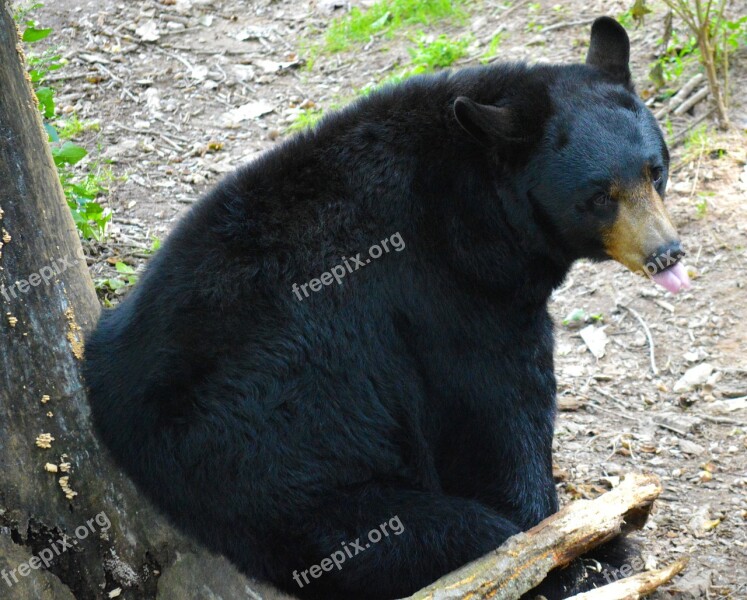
left=453, top=17, right=690, bottom=294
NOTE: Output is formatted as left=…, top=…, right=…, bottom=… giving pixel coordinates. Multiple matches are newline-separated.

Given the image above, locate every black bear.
left=84, top=17, right=690, bottom=600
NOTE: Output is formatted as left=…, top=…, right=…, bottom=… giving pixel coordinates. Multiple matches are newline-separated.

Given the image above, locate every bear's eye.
left=652, top=167, right=664, bottom=186
left=593, top=193, right=613, bottom=207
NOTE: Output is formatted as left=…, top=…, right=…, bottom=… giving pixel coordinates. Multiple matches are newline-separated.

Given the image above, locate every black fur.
left=84, top=19, right=664, bottom=600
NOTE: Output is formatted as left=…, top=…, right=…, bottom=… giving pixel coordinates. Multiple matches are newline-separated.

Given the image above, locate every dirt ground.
left=27, top=0, right=747, bottom=597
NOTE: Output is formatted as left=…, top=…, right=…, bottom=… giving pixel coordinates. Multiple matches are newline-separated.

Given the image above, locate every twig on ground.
left=565, top=558, right=688, bottom=599
left=618, top=304, right=658, bottom=376
left=670, top=108, right=717, bottom=150
left=588, top=401, right=641, bottom=423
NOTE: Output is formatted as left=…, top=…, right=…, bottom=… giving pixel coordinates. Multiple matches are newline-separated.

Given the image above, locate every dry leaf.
left=580, top=324, right=608, bottom=359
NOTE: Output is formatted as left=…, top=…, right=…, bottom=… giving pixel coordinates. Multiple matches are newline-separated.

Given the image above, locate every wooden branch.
left=673, top=87, right=709, bottom=116
left=566, top=558, right=689, bottom=600
left=654, top=73, right=705, bottom=119
left=405, top=473, right=664, bottom=600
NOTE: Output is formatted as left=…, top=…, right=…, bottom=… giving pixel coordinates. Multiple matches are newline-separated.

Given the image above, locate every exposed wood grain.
left=565, top=558, right=688, bottom=600
left=405, top=473, right=668, bottom=600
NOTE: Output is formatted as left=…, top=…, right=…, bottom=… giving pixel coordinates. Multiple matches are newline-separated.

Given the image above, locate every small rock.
left=665, top=569, right=714, bottom=598
left=223, top=101, right=274, bottom=125
left=708, top=397, right=747, bottom=413
left=135, top=21, right=161, bottom=42
left=527, top=34, right=547, bottom=46
left=678, top=439, right=704, bottom=455
left=604, top=462, right=623, bottom=475
left=317, top=0, right=347, bottom=14
left=673, top=363, right=714, bottom=393
left=143, top=87, right=161, bottom=111
left=683, top=350, right=701, bottom=362
left=190, top=65, right=210, bottom=81
left=688, top=504, right=720, bottom=537
left=654, top=413, right=702, bottom=435
left=471, top=16, right=488, bottom=31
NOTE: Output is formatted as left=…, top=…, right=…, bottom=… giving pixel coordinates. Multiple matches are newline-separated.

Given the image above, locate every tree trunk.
left=698, top=33, right=730, bottom=130
left=0, top=3, right=292, bottom=598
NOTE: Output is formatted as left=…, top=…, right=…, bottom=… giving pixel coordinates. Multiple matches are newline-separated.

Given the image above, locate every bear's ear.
left=453, top=97, right=517, bottom=147
left=585, top=17, right=631, bottom=84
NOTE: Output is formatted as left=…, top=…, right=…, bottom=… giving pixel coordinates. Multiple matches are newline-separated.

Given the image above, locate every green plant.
left=286, top=108, right=325, bottom=133
left=480, top=33, right=504, bottom=64
left=95, top=262, right=138, bottom=297
left=362, top=33, right=469, bottom=93
left=561, top=308, right=603, bottom=327
left=663, top=116, right=674, bottom=137
left=650, top=30, right=699, bottom=85
left=16, top=3, right=111, bottom=240
left=652, top=0, right=746, bottom=129
left=695, top=193, right=710, bottom=217
left=324, top=0, right=466, bottom=52
left=620, top=0, right=653, bottom=28
left=55, top=114, right=100, bottom=139
left=712, top=13, right=747, bottom=108
left=408, top=34, right=469, bottom=69
left=526, top=2, right=543, bottom=32
left=618, top=8, right=635, bottom=28
left=682, top=123, right=712, bottom=156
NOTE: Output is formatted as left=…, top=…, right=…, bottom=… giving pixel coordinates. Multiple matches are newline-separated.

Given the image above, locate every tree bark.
left=0, top=3, right=291, bottom=598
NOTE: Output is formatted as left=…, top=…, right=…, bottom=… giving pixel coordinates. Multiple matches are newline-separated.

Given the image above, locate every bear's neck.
left=403, top=146, right=576, bottom=309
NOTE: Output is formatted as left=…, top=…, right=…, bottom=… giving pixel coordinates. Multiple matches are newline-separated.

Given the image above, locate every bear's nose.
left=645, top=241, right=685, bottom=273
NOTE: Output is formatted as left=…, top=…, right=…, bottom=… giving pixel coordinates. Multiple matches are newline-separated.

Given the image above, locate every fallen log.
left=565, top=558, right=688, bottom=599
left=406, top=473, right=679, bottom=600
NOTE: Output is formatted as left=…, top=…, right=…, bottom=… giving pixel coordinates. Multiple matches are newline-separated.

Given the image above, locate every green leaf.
left=83, top=202, right=104, bottom=216
left=52, top=142, right=87, bottom=166
left=22, top=27, right=52, bottom=42
left=370, top=11, right=391, bottom=30
left=70, top=183, right=97, bottom=199
left=562, top=308, right=586, bottom=326
left=35, top=86, right=55, bottom=118
left=106, top=278, right=126, bottom=290
left=44, top=123, right=59, bottom=142
left=630, top=0, right=651, bottom=24
left=115, top=262, right=136, bottom=274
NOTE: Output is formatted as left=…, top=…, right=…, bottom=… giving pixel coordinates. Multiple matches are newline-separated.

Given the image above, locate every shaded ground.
left=28, top=0, right=747, bottom=597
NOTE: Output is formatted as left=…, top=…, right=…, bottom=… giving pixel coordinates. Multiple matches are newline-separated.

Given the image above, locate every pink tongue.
left=650, top=262, right=691, bottom=294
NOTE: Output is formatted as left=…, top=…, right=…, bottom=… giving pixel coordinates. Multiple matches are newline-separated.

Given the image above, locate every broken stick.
left=654, top=73, right=705, bottom=119
left=565, top=558, right=688, bottom=599
left=406, top=473, right=673, bottom=600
